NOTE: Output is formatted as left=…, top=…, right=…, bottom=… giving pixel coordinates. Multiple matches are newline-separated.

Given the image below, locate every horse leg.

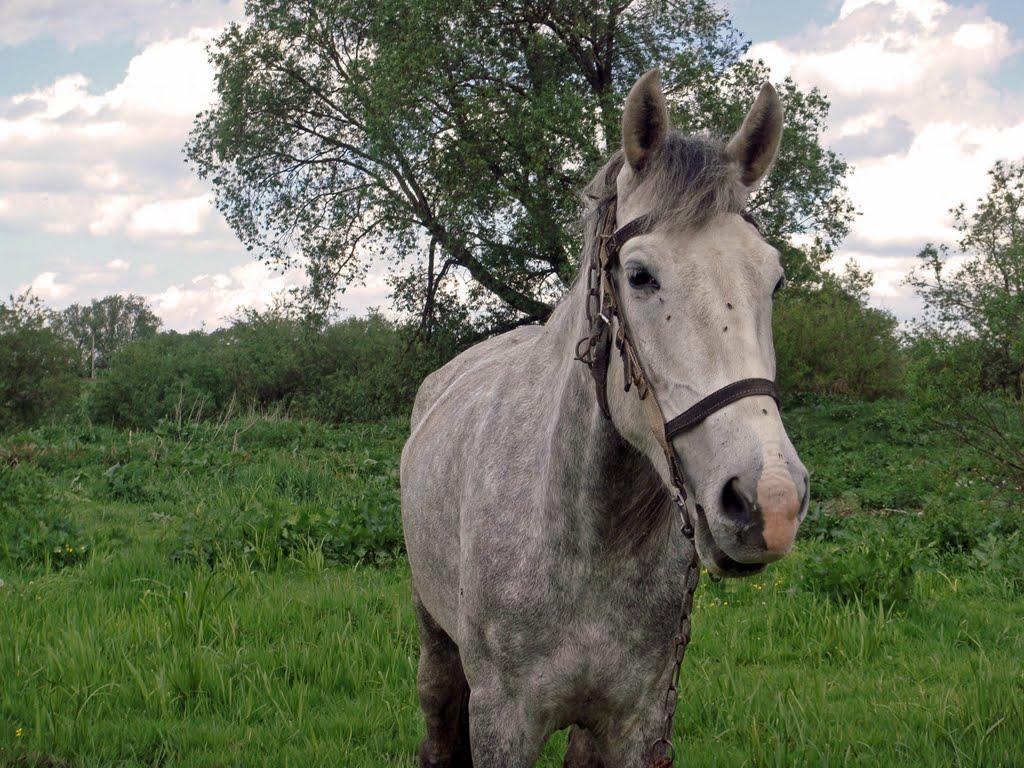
left=563, top=726, right=607, bottom=768
left=467, top=684, right=547, bottom=768
left=598, top=707, right=669, bottom=768
left=414, top=597, right=473, bottom=768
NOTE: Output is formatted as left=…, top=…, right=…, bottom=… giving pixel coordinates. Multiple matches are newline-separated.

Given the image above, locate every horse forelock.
left=580, top=133, right=746, bottom=268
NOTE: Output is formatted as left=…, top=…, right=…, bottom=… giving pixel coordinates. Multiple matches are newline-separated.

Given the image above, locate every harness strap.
left=664, top=378, right=778, bottom=439
left=606, top=213, right=654, bottom=252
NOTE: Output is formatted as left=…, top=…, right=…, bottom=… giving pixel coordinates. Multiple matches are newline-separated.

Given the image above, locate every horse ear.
left=726, top=83, right=784, bottom=187
left=622, top=69, right=669, bottom=172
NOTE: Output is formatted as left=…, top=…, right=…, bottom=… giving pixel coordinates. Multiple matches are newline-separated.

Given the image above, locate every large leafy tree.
left=52, top=294, right=161, bottom=378
left=188, top=0, right=853, bottom=334
left=908, top=160, right=1024, bottom=397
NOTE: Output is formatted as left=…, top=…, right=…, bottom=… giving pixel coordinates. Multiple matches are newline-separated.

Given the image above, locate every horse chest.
left=462, top=544, right=688, bottom=714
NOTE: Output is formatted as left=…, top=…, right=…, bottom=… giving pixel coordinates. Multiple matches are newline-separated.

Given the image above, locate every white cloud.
left=140, top=261, right=396, bottom=331
left=106, top=259, right=130, bottom=271
left=88, top=195, right=138, bottom=236
left=106, top=34, right=218, bottom=117
left=127, top=194, right=212, bottom=237
left=847, top=121, right=1024, bottom=245
left=0, top=29, right=227, bottom=243
left=0, top=0, right=243, bottom=47
left=838, top=0, right=949, bottom=28
left=825, top=251, right=918, bottom=299
left=953, top=22, right=998, bottom=50
left=749, top=0, right=1024, bottom=319
left=750, top=1, right=1013, bottom=100
left=147, top=261, right=306, bottom=331
left=21, top=271, right=73, bottom=300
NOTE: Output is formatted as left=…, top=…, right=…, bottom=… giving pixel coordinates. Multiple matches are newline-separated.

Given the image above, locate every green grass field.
left=1, top=403, right=1022, bottom=767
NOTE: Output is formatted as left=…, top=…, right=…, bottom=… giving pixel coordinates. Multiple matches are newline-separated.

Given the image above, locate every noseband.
left=575, top=189, right=779, bottom=532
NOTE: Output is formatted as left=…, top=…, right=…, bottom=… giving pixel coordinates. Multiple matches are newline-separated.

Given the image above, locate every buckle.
left=670, top=487, right=695, bottom=539
left=676, top=500, right=694, bottom=539
left=599, top=230, right=619, bottom=256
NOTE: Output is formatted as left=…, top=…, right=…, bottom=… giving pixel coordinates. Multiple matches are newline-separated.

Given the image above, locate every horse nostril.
left=721, top=477, right=757, bottom=527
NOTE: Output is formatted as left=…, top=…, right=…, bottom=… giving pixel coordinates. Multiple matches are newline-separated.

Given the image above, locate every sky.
left=1, top=0, right=1023, bottom=330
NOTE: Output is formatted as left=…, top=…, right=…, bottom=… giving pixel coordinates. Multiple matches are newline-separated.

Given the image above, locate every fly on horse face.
left=400, top=69, right=809, bottom=767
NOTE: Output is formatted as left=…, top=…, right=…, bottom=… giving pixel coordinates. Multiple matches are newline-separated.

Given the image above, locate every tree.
left=0, top=293, right=78, bottom=431
left=904, top=160, right=1024, bottom=492
left=0, top=292, right=49, bottom=333
left=52, top=294, right=161, bottom=378
left=188, top=0, right=853, bottom=335
left=907, top=160, right=1024, bottom=397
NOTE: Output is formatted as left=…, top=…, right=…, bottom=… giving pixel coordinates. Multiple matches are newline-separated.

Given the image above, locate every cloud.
left=127, top=194, right=213, bottom=237
left=0, top=0, right=243, bottom=47
left=831, top=115, right=914, bottom=160
left=143, top=260, right=396, bottom=332
left=147, top=261, right=307, bottom=331
left=106, top=34, right=219, bottom=117
left=749, top=0, right=1024, bottom=317
left=846, top=121, right=1024, bottom=246
left=21, top=271, right=73, bottom=300
left=751, top=1, right=1017, bottom=115
left=0, top=29, right=227, bottom=243
left=106, top=259, right=130, bottom=270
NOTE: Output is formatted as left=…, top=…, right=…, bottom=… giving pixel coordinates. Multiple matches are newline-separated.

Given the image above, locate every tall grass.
left=0, top=402, right=1021, bottom=766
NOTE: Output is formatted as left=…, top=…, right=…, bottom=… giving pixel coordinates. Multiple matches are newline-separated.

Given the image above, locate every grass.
left=1, top=402, right=1022, bottom=767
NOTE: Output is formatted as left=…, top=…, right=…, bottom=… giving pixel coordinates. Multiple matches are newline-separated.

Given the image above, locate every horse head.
left=599, top=70, right=809, bottom=576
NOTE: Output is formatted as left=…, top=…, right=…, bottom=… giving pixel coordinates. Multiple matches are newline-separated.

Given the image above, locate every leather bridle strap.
left=605, top=213, right=654, bottom=252
left=664, top=378, right=778, bottom=440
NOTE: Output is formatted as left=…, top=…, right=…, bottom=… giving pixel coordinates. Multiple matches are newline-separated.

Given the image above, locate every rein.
left=574, top=185, right=779, bottom=766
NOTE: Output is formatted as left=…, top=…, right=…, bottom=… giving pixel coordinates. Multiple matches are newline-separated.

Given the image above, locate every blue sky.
left=2, top=0, right=1024, bottom=328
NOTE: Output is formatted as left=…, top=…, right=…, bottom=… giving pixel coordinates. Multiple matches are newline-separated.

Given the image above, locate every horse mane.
left=608, top=467, right=674, bottom=553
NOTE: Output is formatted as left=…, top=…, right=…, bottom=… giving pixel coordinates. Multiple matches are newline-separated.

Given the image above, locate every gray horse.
left=400, top=70, right=809, bottom=768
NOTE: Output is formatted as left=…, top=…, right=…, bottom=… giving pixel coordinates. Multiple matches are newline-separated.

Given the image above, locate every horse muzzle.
left=691, top=459, right=809, bottom=576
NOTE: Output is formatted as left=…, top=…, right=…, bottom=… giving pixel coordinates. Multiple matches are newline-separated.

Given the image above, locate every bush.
left=774, top=286, right=903, bottom=402
left=969, top=532, right=1024, bottom=592
left=174, top=501, right=403, bottom=569
left=87, top=332, right=235, bottom=428
left=292, top=314, right=429, bottom=422
left=218, top=312, right=310, bottom=406
left=905, top=333, right=1024, bottom=492
left=90, top=311, right=447, bottom=428
left=795, top=518, right=927, bottom=606
left=0, top=464, right=89, bottom=569
left=797, top=498, right=1024, bottom=601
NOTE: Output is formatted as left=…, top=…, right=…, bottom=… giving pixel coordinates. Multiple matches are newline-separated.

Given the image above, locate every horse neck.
left=539, top=271, right=673, bottom=556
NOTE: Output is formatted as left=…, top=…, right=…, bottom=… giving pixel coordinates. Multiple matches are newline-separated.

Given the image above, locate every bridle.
left=574, top=183, right=779, bottom=532
left=574, top=170, right=779, bottom=766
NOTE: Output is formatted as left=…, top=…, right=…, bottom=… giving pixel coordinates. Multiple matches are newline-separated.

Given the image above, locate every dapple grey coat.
left=401, top=70, right=808, bottom=768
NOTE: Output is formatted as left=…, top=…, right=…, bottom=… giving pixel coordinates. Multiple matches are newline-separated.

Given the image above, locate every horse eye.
left=773, top=275, right=786, bottom=297
left=627, top=267, right=659, bottom=290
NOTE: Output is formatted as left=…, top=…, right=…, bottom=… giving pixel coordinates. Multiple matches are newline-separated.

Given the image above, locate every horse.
left=400, top=69, right=809, bottom=768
